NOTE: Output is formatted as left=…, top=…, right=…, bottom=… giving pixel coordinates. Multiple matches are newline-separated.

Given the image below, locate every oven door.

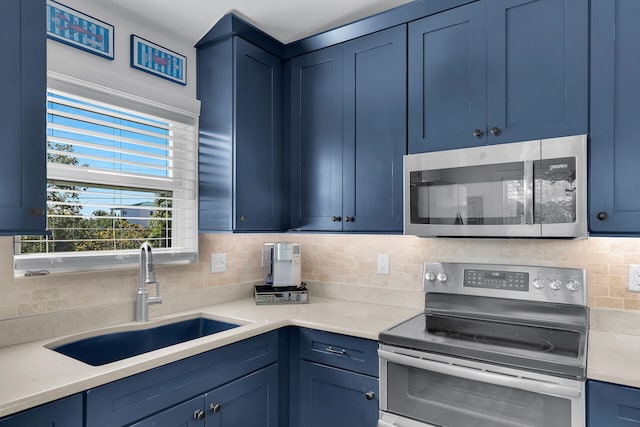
left=378, top=346, right=584, bottom=427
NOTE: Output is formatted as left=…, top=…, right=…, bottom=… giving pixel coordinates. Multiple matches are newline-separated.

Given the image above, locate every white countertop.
left=0, top=297, right=419, bottom=418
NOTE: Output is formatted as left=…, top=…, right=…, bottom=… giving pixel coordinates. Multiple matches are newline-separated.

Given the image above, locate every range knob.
left=437, top=272, right=448, bottom=282
left=565, top=280, right=581, bottom=292
left=424, top=272, right=436, bottom=281
left=548, top=279, right=563, bottom=290
left=531, top=278, right=544, bottom=289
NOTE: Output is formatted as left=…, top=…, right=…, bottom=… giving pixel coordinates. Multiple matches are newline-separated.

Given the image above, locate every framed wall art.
left=130, top=35, right=187, bottom=85
left=46, top=0, right=114, bottom=60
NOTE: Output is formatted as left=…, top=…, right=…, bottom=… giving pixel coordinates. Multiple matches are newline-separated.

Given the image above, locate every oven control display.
left=463, top=269, right=529, bottom=291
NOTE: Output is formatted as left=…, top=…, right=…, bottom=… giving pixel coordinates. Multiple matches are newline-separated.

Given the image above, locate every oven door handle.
left=378, top=349, right=581, bottom=399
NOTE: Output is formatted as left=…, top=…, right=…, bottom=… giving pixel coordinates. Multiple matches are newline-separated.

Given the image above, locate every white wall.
left=47, top=0, right=199, bottom=114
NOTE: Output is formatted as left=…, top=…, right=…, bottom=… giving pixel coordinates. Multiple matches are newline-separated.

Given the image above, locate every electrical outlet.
left=377, top=253, right=390, bottom=275
left=628, top=264, right=640, bottom=292
left=210, top=253, right=226, bottom=274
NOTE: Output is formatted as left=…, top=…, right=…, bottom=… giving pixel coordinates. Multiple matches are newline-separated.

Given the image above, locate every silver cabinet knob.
left=473, top=129, right=484, bottom=138
left=210, top=403, right=221, bottom=413
left=437, top=272, right=448, bottom=282
left=424, top=272, right=436, bottom=281
left=344, top=216, right=354, bottom=222
left=365, top=391, right=375, bottom=400
left=490, top=127, right=501, bottom=136
left=331, top=216, right=342, bottom=222
left=194, top=409, right=205, bottom=420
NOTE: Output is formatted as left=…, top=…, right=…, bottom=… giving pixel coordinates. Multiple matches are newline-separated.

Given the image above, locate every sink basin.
left=51, top=317, right=240, bottom=366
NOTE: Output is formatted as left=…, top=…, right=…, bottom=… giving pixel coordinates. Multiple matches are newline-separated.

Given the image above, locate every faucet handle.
left=148, top=280, right=162, bottom=305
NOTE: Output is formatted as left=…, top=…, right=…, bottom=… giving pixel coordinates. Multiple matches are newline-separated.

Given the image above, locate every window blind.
left=14, top=90, right=198, bottom=274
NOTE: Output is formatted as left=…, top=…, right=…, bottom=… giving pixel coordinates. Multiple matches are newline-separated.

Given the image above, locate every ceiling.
left=104, top=0, right=415, bottom=45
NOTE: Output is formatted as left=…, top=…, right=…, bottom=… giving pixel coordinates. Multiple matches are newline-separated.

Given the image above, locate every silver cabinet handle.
left=326, top=346, right=347, bottom=356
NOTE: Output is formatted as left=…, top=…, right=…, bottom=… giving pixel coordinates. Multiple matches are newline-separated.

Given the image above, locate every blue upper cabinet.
left=408, top=2, right=487, bottom=152
left=408, top=0, right=588, bottom=153
left=290, top=25, right=406, bottom=231
left=589, top=0, right=640, bottom=234
left=0, top=0, right=46, bottom=235
left=486, top=0, right=587, bottom=145
left=290, top=45, right=344, bottom=231
left=198, top=35, right=284, bottom=232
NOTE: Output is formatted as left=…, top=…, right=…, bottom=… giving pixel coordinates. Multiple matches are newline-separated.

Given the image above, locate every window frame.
left=14, top=73, right=199, bottom=275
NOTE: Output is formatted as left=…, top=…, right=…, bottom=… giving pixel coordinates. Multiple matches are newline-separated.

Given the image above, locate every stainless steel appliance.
left=263, top=242, right=302, bottom=287
left=378, top=262, right=588, bottom=427
left=404, top=135, right=587, bottom=238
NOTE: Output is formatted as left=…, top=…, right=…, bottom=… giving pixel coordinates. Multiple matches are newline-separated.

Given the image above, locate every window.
left=14, top=84, right=198, bottom=274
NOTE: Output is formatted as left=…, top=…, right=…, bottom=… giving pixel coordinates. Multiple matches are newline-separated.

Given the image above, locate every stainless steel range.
left=378, top=262, right=588, bottom=427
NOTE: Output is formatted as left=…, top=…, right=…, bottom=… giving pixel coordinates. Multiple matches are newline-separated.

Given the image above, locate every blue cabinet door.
left=130, top=395, right=205, bottom=427
left=0, top=394, right=82, bottom=427
left=205, top=364, right=279, bottom=427
left=298, top=360, right=379, bottom=427
left=486, top=0, right=588, bottom=144
left=198, top=36, right=283, bottom=232
left=408, top=2, right=487, bottom=153
left=234, top=38, right=284, bottom=231
left=589, top=0, right=640, bottom=234
left=0, top=0, right=46, bottom=235
left=343, top=25, right=406, bottom=232
left=290, top=46, right=344, bottom=231
left=587, top=380, right=640, bottom=426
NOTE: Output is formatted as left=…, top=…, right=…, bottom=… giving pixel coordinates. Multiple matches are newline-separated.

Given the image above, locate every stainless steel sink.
left=50, top=317, right=240, bottom=366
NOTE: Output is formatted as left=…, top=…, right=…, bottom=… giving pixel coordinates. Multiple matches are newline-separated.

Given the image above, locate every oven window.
left=409, top=162, right=525, bottom=226
left=386, top=362, right=571, bottom=427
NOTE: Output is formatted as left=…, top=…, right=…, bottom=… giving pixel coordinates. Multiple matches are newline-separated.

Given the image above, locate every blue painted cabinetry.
left=85, top=331, right=279, bottom=427
left=131, top=364, right=279, bottom=427
left=0, top=0, right=46, bottom=235
left=589, top=0, right=640, bottom=234
left=408, top=0, right=588, bottom=153
left=0, top=394, right=82, bottom=427
left=587, top=380, right=640, bottom=426
left=290, top=25, right=406, bottom=231
left=295, top=328, right=379, bottom=427
left=197, top=36, right=284, bottom=232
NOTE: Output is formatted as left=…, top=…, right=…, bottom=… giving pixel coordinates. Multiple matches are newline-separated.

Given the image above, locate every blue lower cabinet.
left=588, top=379, right=640, bottom=426
left=86, top=331, right=278, bottom=427
left=0, top=394, right=82, bottom=427
left=205, top=364, right=279, bottom=427
left=130, top=395, right=206, bottom=427
left=299, top=360, right=379, bottom=427
left=131, top=364, right=278, bottom=427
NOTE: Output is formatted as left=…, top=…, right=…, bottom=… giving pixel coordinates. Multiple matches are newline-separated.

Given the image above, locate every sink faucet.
left=136, top=242, right=162, bottom=322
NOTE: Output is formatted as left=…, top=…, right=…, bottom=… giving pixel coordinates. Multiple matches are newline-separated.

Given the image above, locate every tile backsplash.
left=1, top=234, right=639, bottom=323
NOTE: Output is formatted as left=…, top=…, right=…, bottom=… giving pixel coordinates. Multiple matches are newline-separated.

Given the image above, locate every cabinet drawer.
left=0, top=394, right=82, bottom=427
left=298, top=328, right=378, bottom=377
left=86, top=331, right=278, bottom=427
left=588, top=379, right=640, bottom=426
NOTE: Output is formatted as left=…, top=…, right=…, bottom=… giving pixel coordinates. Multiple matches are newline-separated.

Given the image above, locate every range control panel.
left=422, top=262, right=587, bottom=306
left=464, top=269, right=529, bottom=291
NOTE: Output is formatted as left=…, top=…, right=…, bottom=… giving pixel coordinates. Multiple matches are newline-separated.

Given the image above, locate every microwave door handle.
left=378, top=349, right=581, bottom=399
left=523, top=160, right=534, bottom=225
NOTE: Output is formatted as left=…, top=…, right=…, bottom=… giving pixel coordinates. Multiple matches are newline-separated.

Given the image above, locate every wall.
left=2, top=233, right=640, bottom=328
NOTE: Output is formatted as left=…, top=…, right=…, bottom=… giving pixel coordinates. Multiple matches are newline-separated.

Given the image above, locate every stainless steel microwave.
left=404, top=135, right=587, bottom=238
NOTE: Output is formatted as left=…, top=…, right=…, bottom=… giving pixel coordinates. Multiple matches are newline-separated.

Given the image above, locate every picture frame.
left=46, top=0, right=114, bottom=60
left=130, top=35, right=187, bottom=86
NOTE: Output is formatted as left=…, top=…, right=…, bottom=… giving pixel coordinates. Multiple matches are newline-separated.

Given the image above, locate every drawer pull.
left=326, top=346, right=347, bottom=356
